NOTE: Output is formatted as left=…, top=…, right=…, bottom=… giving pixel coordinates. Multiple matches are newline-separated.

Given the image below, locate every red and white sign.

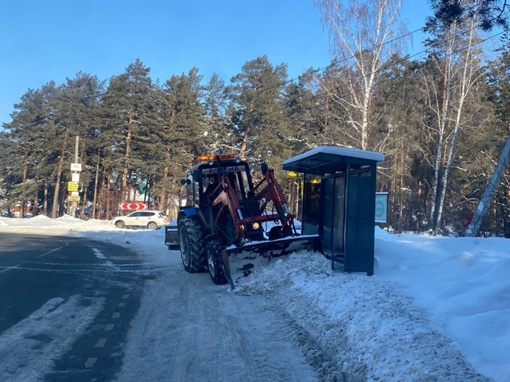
left=118, top=203, right=148, bottom=210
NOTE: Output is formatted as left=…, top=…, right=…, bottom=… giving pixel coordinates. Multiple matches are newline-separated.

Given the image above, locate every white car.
left=113, top=210, right=167, bottom=230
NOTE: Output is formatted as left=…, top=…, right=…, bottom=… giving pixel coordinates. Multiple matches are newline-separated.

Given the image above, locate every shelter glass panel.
left=302, top=174, right=321, bottom=235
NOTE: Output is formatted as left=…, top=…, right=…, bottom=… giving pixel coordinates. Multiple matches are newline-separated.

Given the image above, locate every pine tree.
left=158, top=67, right=206, bottom=216
left=226, top=55, right=290, bottom=170
left=100, top=59, right=159, bottom=212
left=203, top=73, right=232, bottom=153
left=282, top=69, right=323, bottom=154
left=2, top=82, right=59, bottom=217
left=371, top=55, right=425, bottom=232
left=430, top=0, right=510, bottom=30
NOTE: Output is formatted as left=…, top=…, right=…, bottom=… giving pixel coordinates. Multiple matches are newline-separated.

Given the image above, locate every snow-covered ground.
left=0, top=215, right=508, bottom=381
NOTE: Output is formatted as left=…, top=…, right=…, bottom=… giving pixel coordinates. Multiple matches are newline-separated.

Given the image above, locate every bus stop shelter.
left=283, top=146, right=385, bottom=275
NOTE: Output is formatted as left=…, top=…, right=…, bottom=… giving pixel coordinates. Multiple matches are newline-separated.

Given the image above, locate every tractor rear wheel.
left=206, top=239, right=228, bottom=285
left=179, top=217, right=206, bottom=273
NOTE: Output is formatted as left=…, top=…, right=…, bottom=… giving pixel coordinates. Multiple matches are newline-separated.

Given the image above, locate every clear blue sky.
left=0, top=0, right=431, bottom=127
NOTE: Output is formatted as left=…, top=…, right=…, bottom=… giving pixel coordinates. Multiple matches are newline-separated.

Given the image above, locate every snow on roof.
left=283, top=145, right=385, bottom=166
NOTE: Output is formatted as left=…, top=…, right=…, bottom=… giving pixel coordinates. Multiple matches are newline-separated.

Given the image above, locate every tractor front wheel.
left=178, top=217, right=205, bottom=273
left=206, top=239, right=228, bottom=285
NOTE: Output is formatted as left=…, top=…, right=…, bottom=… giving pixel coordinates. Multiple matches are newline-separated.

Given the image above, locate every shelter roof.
left=283, top=146, right=385, bottom=176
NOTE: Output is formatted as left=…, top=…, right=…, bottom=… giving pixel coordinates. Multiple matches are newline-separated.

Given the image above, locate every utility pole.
left=68, top=136, right=82, bottom=217
left=466, top=134, right=510, bottom=237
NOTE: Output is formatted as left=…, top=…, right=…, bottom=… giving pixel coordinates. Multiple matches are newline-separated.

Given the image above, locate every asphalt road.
left=0, top=233, right=146, bottom=382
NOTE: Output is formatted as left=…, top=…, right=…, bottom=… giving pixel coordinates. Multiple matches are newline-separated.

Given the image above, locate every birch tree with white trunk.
left=423, top=1, right=486, bottom=231
left=314, top=0, right=406, bottom=150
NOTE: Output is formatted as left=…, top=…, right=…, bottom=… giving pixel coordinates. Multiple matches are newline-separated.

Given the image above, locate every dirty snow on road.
left=116, top=257, right=322, bottom=381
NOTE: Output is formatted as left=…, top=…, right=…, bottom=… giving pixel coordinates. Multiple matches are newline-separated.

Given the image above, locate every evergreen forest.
left=1, top=0, right=510, bottom=237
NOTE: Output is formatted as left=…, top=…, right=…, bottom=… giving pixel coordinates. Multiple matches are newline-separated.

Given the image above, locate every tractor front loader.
left=165, top=154, right=318, bottom=288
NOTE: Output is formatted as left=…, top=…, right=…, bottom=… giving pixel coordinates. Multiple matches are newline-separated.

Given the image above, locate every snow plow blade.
left=223, top=235, right=320, bottom=288
left=226, top=234, right=320, bottom=257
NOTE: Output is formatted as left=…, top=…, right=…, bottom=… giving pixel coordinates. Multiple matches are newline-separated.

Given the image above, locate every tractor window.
left=240, top=171, right=251, bottom=195
left=226, top=173, right=238, bottom=196
left=202, top=175, right=217, bottom=194
left=185, top=174, right=199, bottom=206
left=228, top=171, right=250, bottom=200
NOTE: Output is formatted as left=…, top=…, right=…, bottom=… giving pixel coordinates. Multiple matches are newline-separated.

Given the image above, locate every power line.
left=247, top=13, right=507, bottom=125
left=254, top=4, right=509, bottom=106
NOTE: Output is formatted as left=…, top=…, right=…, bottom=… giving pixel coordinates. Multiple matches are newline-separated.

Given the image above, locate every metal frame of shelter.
left=283, top=146, right=385, bottom=275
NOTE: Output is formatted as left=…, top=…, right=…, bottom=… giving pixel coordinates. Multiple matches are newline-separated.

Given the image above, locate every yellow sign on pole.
left=68, top=181, right=79, bottom=191
left=68, top=195, right=80, bottom=202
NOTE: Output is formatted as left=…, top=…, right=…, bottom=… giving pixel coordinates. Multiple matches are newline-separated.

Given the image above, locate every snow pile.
left=0, top=215, right=118, bottom=232
left=234, top=251, right=490, bottom=381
